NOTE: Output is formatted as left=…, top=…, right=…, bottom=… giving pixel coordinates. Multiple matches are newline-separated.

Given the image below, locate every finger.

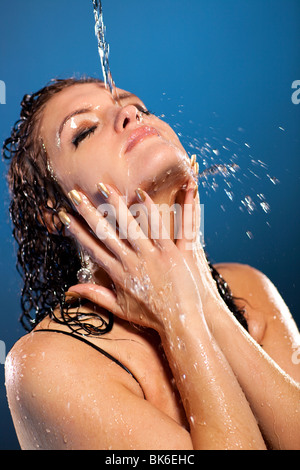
left=176, top=185, right=198, bottom=252
left=134, top=188, right=174, bottom=251
left=58, top=210, right=124, bottom=281
left=66, top=283, right=123, bottom=317
left=194, top=189, right=202, bottom=241
left=67, top=189, right=133, bottom=261
left=97, top=183, right=153, bottom=253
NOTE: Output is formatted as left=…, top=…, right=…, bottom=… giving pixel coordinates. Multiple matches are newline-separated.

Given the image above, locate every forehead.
left=41, top=82, right=138, bottom=129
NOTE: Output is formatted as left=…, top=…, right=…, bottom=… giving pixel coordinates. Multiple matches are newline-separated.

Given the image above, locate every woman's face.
left=40, top=82, right=193, bottom=206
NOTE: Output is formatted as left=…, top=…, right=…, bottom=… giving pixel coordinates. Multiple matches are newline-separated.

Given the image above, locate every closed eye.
left=71, top=105, right=154, bottom=148
left=72, top=125, right=98, bottom=148
left=134, top=104, right=155, bottom=116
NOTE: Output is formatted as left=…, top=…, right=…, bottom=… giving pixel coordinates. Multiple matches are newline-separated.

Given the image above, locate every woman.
left=3, top=77, right=300, bottom=450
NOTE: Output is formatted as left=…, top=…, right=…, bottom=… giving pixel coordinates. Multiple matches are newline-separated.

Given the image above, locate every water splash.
left=196, top=141, right=277, bottom=226
left=191, top=133, right=279, bottom=209
left=157, top=93, right=280, bottom=239
left=92, top=0, right=119, bottom=101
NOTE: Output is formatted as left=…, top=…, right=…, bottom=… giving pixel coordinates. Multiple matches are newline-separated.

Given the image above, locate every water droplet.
left=224, top=189, right=234, bottom=201
left=260, top=201, right=270, bottom=213
left=241, top=196, right=256, bottom=214
left=267, top=174, right=280, bottom=185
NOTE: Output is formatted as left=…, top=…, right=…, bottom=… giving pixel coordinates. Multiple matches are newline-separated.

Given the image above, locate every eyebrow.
left=58, top=107, right=93, bottom=139
left=58, top=92, right=137, bottom=139
left=117, top=92, right=136, bottom=101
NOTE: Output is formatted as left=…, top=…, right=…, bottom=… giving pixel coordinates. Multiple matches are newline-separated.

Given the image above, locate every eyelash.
left=135, top=105, right=155, bottom=116
left=71, top=105, right=155, bottom=148
left=72, top=125, right=97, bottom=148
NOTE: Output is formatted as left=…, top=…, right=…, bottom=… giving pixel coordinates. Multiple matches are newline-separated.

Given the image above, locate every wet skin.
left=40, top=82, right=196, bottom=215
left=4, top=82, right=300, bottom=451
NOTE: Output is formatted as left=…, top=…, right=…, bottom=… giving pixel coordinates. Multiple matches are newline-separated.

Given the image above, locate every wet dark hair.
left=2, top=77, right=114, bottom=335
left=2, top=76, right=248, bottom=335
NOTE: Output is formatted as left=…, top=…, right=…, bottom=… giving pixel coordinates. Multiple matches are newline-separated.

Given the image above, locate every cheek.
left=54, top=154, right=127, bottom=200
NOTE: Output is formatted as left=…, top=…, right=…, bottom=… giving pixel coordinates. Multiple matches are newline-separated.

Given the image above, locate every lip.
left=125, top=125, right=160, bottom=154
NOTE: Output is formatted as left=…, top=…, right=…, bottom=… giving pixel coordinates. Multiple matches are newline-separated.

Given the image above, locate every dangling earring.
left=77, top=248, right=96, bottom=283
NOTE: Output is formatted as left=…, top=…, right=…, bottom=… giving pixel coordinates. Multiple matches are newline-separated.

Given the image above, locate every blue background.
left=0, top=0, right=299, bottom=449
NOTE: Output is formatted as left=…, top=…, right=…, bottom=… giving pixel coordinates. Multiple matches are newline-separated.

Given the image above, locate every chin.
left=129, top=139, right=191, bottom=192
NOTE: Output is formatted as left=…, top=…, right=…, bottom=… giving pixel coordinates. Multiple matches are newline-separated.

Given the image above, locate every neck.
left=149, top=186, right=180, bottom=242
left=145, top=162, right=192, bottom=241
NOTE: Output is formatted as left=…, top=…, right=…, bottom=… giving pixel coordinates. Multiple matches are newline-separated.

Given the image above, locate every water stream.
left=92, top=0, right=118, bottom=101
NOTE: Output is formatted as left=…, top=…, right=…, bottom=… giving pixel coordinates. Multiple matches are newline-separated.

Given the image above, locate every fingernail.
left=68, top=189, right=82, bottom=206
left=190, top=154, right=196, bottom=166
left=194, top=162, right=199, bottom=176
left=97, top=182, right=110, bottom=199
left=135, top=188, right=146, bottom=203
left=65, top=291, right=81, bottom=299
left=64, top=291, right=82, bottom=302
left=193, top=184, right=198, bottom=199
left=58, top=210, right=71, bottom=228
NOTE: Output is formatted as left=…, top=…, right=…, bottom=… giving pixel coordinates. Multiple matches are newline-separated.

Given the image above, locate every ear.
left=36, top=198, right=64, bottom=234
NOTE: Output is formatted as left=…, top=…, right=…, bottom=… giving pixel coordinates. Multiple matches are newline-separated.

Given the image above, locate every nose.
left=114, top=104, right=142, bottom=133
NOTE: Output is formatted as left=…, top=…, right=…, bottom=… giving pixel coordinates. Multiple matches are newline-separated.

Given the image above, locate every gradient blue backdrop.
left=0, top=0, right=299, bottom=449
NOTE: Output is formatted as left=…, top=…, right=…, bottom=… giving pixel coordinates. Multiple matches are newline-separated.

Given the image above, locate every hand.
left=175, top=182, right=223, bottom=312
left=60, top=184, right=203, bottom=334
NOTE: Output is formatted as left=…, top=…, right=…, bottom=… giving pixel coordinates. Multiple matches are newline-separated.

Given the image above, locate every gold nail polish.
left=58, top=210, right=71, bottom=228
left=190, top=154, right=196, bottom=166
left=97, top=182, right=110, bottom=199
left=65, top=291, right=82, bottom=300
left=194, top=162, right=199, bottom=176
left=193, top=184, right=198, bottom=199
left=68, top=189, right=82, bottom=206
left=135, top=188, right=146, bottom=203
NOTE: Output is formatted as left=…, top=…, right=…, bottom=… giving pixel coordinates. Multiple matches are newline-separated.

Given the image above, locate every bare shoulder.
left=214, top=262, right=300, bottom=381
left=4, top=327, right=143, bottom=449
left=214, top=261, right=276, bottom=288
left=213, top=262, right=286, bottom=310
left=213, top=262, right=295, bottom=323
left=5, top=324, right=191, bottom=450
